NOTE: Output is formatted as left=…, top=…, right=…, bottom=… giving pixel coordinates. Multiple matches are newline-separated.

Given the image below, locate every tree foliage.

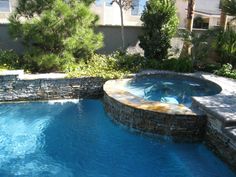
left=213, top=28, right=236, bottom=67
left=14, top=0, right=55, bottom=18
left=9, top=0, right=103, bottom=72
left=13, top=0, right=95, bottom=17
left=221, top=0, right=236, bottom=16
left=139, top=0, right=178, bottom=60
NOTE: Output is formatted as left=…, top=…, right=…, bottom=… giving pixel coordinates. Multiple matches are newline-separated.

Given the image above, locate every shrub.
left=67, top=53, right=193, bottom=79
left=67, top=54, right=130, bottom=79
left=0, top=50, right=20, bottom=69
left=161, top=57, right=193, bottom=73
left=197, top=63, right=221, bottom=73
left=9, top=0, right=103, bottom=72
left=113, top=52, right=146, bottom=72
left=213, top=28, right=236, bottom=67
left=22, top=50, right=76, bottom=72
left=215, top=63, right=236, bottom=79
left=178, top=29, right=214, bottom=67
left=139, top=0, right=178, bottom=60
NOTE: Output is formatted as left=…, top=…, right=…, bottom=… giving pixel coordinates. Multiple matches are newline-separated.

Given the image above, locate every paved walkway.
left=191, top=72, right=236, bottom=142
left=192, top=72, right=236, bottom=126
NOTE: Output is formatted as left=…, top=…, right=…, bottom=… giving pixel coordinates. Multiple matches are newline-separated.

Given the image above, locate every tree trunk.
left=186, top=0, right=195, bottom=32
left=184, top=0, right=195, bottom=56
left=119, top=1, right=125, bottom=51
left=220, top=10, right=227, bottom=31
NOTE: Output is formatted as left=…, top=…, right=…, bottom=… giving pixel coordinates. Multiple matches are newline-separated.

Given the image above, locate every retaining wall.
left=0, top=74, right=105, bottom=101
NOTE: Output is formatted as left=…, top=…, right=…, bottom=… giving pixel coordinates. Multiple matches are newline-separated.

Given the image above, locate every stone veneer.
left=0, top=72, right=105, bottom=101
left=193, top=99, right=236, bottom=171
left=104, top=92, right=206, bottom=142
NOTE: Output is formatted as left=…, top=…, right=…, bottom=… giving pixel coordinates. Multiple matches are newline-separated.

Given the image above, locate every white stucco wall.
left=0, top=0, right=225, bottom=29
left=91, top=3, right=142, bottom=26
left=175, top=0, right=188, bottom=28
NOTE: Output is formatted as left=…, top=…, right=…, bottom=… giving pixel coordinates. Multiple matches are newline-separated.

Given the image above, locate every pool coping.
left=104, top=71, right=226, bottom=117
left=104, top=78, right=199, bottom=116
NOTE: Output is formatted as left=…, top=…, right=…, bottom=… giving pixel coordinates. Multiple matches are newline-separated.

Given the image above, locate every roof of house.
left=195, top=0, right=221, bottom=15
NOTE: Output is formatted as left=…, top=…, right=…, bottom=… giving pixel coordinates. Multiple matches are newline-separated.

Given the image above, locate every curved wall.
left=103, top=74, right=214, bottom=142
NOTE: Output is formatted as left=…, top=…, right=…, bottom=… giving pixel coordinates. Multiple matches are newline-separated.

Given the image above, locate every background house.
left=0, top=0, right=230, bottom=54
left=90, top=0, right=222, bottom=29
left=0, top=0, right=223, bottom=29
left=0, top=0, right=17, bottom=23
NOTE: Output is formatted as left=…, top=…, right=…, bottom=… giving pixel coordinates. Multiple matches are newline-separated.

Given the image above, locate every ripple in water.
left=0, top=99, right=234, bottom=177
left=123, top=75, right=221, bottom=107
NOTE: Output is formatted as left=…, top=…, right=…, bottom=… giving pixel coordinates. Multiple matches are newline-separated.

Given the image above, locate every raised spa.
left=103, top=73, right=222, bottom=141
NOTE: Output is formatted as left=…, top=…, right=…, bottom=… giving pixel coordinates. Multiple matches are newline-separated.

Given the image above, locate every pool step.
left=224, top=127, right=236, bottom=144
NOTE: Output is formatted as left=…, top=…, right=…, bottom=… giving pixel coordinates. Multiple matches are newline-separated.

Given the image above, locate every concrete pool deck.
left=191, top=72, right=236, bottom=127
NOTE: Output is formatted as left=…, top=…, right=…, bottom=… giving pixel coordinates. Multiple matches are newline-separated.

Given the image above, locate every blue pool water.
left=123, top=75, right=221, bottom=107
left=0, top=99, right=234, bottom=177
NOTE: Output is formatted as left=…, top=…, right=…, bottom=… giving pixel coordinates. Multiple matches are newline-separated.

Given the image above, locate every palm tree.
left=220, top=11, right=227, bottom=31
left=181, top=0, right=196, bottom=55
left=186, top=0, right=196, bottom=32
left=220, top=0, right=236, bottom=30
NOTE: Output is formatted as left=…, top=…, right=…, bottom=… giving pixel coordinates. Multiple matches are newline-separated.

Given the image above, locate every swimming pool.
left=0, top=99, right=234, bottom=177
left=122, top=75, right=221, bottom=107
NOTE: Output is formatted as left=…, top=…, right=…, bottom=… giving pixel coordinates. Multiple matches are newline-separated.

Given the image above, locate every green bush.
left=0, top=50, right=20, bottom=69
left=139, top=0, right=178, bottom=60
left=215, top=63, right=236, bottom=79
left=113, top=52, right=146, bottom=72
left=178, top=29, right=214, bottom=67
left=161, top=57, right=193, bottom=73
left=22, top=50, right=77, bottom=72
left=213, top=28, right=236, bottom=67
left=196, top=63, right=221, bottom=73
left=67, top=53, right=193, bottom=79
left=67, top=54, right=130, bottom=79
left=9, top=0, right=103, bottom=72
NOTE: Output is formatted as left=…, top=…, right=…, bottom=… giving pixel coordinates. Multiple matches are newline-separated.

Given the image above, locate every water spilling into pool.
left=0, top=99, right=234, bottom=177
left=123, top=75, right=221, bottom=107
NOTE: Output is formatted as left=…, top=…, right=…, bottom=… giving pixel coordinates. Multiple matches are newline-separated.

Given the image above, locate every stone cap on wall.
left=104, top=78, right=199, bottom=116
left=0, top=70, right=67, bottom=80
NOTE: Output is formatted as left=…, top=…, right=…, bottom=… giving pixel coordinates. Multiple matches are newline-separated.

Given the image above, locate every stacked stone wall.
left=0, top=74, right=105, bottom=101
